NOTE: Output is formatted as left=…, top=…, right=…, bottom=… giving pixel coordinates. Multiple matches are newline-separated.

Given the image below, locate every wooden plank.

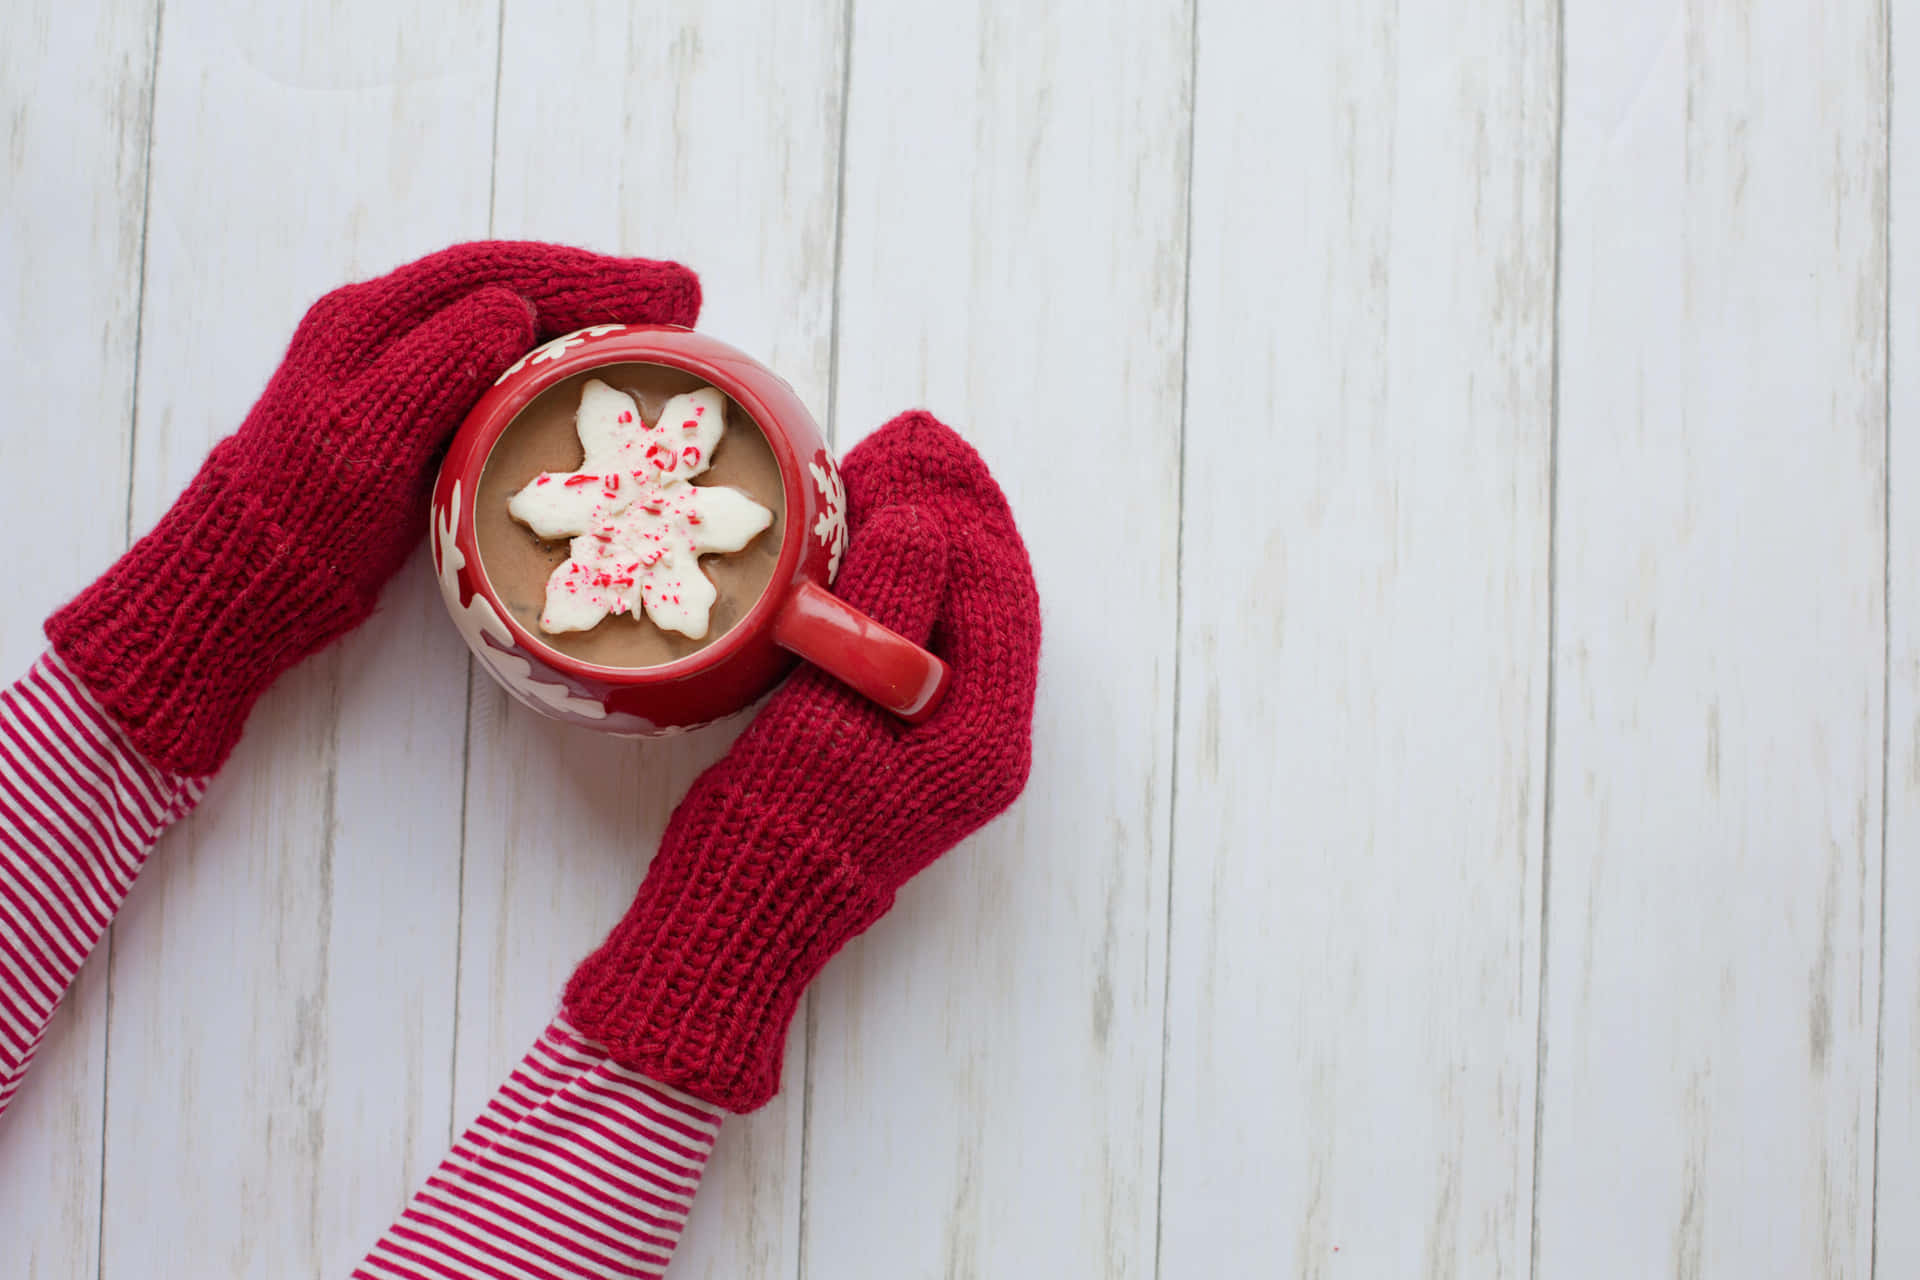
left=459, top=2, right=847, bottom=1275
left=1536, top=3, right=1886, bottom=1276
left=1158, top=1, right=1558, bottom=1275
left=803, top=1, right=1188, bottom=1275
left=1879, top=0, right=1916, bottom=1270
left=93, top=2, right=495, bottom=1273
left=0, top=2, right=158, bottom=1275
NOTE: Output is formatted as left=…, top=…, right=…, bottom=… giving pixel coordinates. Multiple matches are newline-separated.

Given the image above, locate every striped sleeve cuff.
left=353, top=1015, right=723, bottom=1280
left=0, top=650, right=206, bottom=1119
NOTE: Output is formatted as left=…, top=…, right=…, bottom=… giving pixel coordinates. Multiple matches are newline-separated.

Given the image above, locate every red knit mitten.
left=563, top=412, right=1041, bottom=1112
left=47, top=241, right=700, bottom=777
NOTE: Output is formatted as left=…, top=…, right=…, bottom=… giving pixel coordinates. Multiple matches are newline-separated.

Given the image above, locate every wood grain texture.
left=93, top=0, right=494, bottom=1274
left=803, top=1, right=1188, bottom=1276
left=8, top=4, right=1913, bottom=1276
left=1879, top=0, right=1915, bottom=1272
left=1536, top=3, right=1888, bottom=1276
left=461, top=2, right=846, bottom=1275
left=0, top=0, right=158, bottom=1274
left=1158, top=1, right=1558, bottom=1276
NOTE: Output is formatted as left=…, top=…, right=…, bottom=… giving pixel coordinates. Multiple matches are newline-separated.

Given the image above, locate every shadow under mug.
left=429, top=324, right=951, bottom=736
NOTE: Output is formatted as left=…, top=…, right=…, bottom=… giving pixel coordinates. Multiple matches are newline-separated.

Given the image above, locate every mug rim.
left=451, top=325, right=811, bottom=687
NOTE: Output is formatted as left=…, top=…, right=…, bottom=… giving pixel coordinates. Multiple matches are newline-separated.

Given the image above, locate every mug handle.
left=771, top=581, right=952, bottom=722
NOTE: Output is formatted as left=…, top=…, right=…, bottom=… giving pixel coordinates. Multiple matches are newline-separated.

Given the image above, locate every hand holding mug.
left=47, top=242, right=700, bottom=776
left=563, top=411, right=1042, bottom=1111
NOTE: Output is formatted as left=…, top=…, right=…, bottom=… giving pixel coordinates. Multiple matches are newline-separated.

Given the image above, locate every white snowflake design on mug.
left=493, top=323, right=630, bottom=386
left=808, top=454, right=847, bottom=581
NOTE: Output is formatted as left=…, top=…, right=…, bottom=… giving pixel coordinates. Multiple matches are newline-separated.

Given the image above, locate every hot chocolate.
left=474, top=363, right=786, bottom=668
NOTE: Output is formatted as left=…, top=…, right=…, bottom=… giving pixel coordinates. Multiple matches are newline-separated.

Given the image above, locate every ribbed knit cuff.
left=563, top=837, right=893, bottom=1113
left=46, top=479, right=364, bottom=778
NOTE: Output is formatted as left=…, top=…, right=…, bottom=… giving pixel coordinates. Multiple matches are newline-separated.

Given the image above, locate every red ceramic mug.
left=430, top=324, right=950, bottom=735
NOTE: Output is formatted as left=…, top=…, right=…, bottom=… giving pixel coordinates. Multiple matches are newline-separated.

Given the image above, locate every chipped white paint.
left=1535, top=3, right=1886, bottom=1277
left=1160, top=0, right=1557, bottom=1274
left=0, top=0, right=159, bottom=1274
left=0, top=3, right=1909, bottom=1278
left=1875, top=0, right=1917, bottom=1272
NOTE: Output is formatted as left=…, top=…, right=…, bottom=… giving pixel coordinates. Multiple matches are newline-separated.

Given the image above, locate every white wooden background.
left=0, top=0, right=1911, bottom=1276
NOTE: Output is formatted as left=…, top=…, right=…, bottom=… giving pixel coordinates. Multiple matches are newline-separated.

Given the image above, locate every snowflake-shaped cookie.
left=507, top=378, right=773, bottom=639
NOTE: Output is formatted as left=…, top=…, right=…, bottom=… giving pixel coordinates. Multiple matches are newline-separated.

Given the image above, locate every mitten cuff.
left=46, top=469, right=364, bottom=778
left=562, top=835, right=893, bottom=1113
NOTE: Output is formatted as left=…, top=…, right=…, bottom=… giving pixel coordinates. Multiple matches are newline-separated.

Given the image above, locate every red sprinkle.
left=681, top=419, right=698, bottom=431
left=535, top=475, right=552, bottom=486
left=618, top=410, right=634, bottom=423
left=564, top=474, right=597, bottom=487
left=682, top=445, right=702, bottom=466
left=694, top=404, right=705, bottom=416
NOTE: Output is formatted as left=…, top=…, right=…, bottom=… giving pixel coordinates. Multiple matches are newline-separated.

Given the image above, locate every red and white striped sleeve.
left=351, top=1015, right=721, bottom=1280
left=0, top=649, right=721, bottom=1276
left=0, top=650, right=206, bottom=1119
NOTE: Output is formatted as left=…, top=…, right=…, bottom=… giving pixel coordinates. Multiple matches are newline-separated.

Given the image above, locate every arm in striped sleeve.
left=352, top=1015, right=721, bottom=1280
left=4, top=648, right=724, bottom=1274
left=0, top=651, right=207, bottom=1122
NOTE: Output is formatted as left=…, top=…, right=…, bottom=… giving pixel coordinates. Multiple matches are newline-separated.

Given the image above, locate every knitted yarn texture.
left=564, top=411, right=1042, bottom=1112
left=47, top=242, right=700, bottom=777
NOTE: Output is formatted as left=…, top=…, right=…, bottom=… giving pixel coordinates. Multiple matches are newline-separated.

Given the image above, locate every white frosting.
left=507, top=379, right=773, bottom=640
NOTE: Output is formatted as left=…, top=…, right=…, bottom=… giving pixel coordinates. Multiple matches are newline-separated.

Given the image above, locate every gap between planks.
left=96, top=3, right=169, bottom=1277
